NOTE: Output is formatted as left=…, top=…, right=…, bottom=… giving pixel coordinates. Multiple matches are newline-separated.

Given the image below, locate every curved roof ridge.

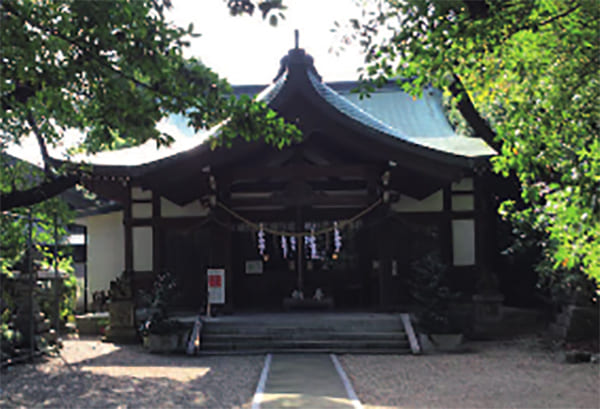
left=307, top=70, right=414, bottom=142
left=64, top=78, right=289, bottom=169
left=255, top=71, right=287, bottom=104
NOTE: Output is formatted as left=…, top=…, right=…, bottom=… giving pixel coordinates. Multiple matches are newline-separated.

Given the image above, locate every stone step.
left=203, top=323, right=404, bottom=334
left=201, top=339, right=410, bottom=351
left=182, top=313, right=411, bottom=354
left=199, top=316, right=404, bottom=333
left=202, top=331, right=406, bottom=342
left=197, top=347, right=412, bottom=355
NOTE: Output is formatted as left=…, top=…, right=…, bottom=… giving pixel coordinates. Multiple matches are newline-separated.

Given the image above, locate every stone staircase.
left=198, top=312, right=412, bottom=354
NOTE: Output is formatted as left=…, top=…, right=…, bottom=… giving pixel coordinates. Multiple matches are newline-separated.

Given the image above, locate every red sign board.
left=207, top=268, right=225, bottom=304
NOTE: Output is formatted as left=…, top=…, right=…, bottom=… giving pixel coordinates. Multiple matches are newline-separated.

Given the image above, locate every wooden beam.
left=231, top=207, right=375, bottom=222
left=146, top=171, right=211, bottom=206
left=229, top=193, right=373, bottom=208
left=229, top=179, right=369, bottom=193
left=226, top=164, right=377, bottom=181
left=81, top=177, right=128, bottom=204
left=131, top=216, right=212, bottom=229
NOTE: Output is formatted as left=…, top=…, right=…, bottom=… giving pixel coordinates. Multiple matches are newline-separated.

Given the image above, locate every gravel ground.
left=340, top=337, right=600, bottom=409
left=0, top=339, right=263, bottom=409
left=2, top=337, right=598, bottom=409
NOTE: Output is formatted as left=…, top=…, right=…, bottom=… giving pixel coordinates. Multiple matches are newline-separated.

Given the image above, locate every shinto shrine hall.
left=74, top=43, right=498, bottom=313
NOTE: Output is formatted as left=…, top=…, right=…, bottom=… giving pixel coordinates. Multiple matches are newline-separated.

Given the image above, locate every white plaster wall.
left=451, top=177, right=473, bottom=191
left=391, top=190, right=443, bottom=213
left=133, top=226, right=153, bottom=271
left=161, top=198, right=209, bottom=217
left=77, top=211, right=124, bottom=302
left=451, top=194, right=475, bottom=211
left=452, top=219, right=475, bottom=266
left=131, top=186, right=152, bottom=200
left=132, top=202, right=152, bottom=218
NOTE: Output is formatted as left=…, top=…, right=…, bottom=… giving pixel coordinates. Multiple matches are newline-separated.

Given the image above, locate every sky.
left=7, top=0, right=368, bottom=165
left=166, top=0, right=366, bottom=84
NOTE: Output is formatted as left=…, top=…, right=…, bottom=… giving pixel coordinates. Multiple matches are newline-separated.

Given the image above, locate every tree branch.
left=26, top=112, right=54, bottom=178
left=537, top=3, right=580, bottom=27
left=448, top=73, right=500, bottom=151
left=0, top=174, right=79, bottom=211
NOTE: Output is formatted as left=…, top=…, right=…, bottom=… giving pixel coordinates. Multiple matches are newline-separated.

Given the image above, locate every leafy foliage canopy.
left=348, top=0, right=599, bottom=286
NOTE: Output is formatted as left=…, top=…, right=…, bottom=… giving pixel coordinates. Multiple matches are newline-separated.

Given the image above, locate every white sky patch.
left=5, top=127, right=85, bottom=167
left=156, top=116, right=197, bottom=140
left=166, top=0, right=366, bottom=84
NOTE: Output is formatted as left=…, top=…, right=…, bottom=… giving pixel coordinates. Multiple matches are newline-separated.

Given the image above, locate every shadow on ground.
left=1, top=344, right=261, bottom=409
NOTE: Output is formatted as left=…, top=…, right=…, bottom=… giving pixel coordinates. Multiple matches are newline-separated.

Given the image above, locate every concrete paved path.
left=253, top=354, right=361, bottom=409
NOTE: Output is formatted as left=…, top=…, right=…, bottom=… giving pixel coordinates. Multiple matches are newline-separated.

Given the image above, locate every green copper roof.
left=308, top=72, right=495, bottom=158
left=342, top=87, right=455, bottom=138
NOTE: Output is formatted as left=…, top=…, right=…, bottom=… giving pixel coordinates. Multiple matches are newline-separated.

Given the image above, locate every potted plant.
left=410, top=253, right=463, bottom=353
left=139, top=272, right=188, bottom=353
left=140, top=315, right=188, bottom=353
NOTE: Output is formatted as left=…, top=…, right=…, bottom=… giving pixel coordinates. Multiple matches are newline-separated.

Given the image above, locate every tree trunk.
left=0, top=175, right=78, bottom=211
left=448, top=74, right=500, bottom=151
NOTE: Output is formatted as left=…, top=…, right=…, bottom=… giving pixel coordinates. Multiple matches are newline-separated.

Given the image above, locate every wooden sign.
left=245, top=260, right=263, bottom=274
left=207, top=268, right=225, bottom=304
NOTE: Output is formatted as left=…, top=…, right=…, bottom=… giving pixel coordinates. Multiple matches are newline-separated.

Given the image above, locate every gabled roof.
left=67, top=46, right=495, bottom=173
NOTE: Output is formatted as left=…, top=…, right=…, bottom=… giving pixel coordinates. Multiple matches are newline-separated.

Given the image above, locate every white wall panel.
left=78, top=211, right=124, bottom=302
left=131, top=187, right=152, bottom=200
left=451, top=195, right=475, bottom=211
left=451, top=177, right=473, bottom=191
left=133, top=226, right=153, bottom=271
left=161, top=198, right=209, bottom=217
left=452, top=219, right=475, bottom=266
left=391, top=190, right=443, bottom=213
left=132, top=203, right=152, bottom=218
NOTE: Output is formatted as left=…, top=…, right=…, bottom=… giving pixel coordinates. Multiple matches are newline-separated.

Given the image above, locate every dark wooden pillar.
left=375, top=206, right=393, bottom=310
left=124, top=183, right=133, bottom=274
left=210, top=209, right=233, bottom=313
left=474, top=171, right=495, bottom=272
left=152, top=191, right=161, bottom=275
left=122, top=182, right=136, bottom=320
left=295, top=206, right=304, bottom=292
left=442, top=185, right=453, bottom=265
left=212, top=174, right=234, bottom=313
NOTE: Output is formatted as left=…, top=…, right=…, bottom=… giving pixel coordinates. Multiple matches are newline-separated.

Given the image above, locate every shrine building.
left=74, top=44, right=497, bottom=313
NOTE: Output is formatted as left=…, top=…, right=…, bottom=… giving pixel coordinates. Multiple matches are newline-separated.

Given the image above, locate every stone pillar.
left=105, top=274, right=137, bottom=343
left=13, top=275, right=50, bottom=349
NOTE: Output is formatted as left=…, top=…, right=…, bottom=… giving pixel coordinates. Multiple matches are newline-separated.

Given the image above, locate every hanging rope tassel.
left=281, top=235, right=288, bottom=259
left=333, top=221, right=342, bottom=258
left=257, top=223, right=266, bottom=257
left=310, top=227, right=318, bottom=259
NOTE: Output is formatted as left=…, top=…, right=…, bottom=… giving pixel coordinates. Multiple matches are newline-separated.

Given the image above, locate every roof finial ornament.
left=294, top=29, right=299, bottom=49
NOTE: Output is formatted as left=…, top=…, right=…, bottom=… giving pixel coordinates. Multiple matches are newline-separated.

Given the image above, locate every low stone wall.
left=551, top=305, right=599, bottom=342
left=75, top=312, right=109, bottom=336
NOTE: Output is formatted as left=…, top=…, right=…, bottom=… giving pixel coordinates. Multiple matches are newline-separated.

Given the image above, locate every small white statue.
left=292, top=289, right=304, bottom=300
left=313, top=288, right=324, bottom=301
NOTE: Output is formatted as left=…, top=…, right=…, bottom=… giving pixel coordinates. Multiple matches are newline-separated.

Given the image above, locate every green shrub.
left=410, top=253, right=461, bottom=334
